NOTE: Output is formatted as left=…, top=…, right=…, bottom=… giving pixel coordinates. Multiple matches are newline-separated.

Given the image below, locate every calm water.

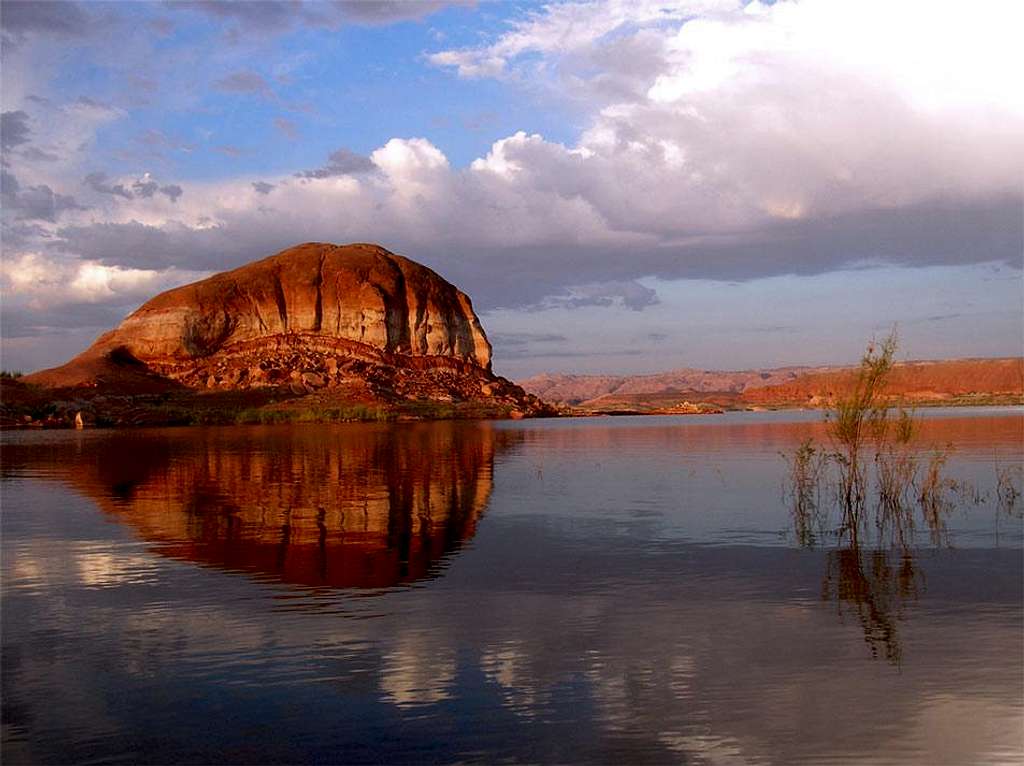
left=2, top=409, right=1022, bottom=764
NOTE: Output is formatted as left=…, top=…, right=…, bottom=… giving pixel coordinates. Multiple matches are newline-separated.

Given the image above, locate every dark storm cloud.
left=214, top=70, right=273, bottom=98
left=75, top=95, right=112, bottom=110
left=1, top=110, right=32, bottom=149
left=159, top=184, right=183, bottom=202
left=542, top=281, right=660, bottom=311
left=169, top=0, right=456, bottom=33
left=295, top=147, right=376, bottom=178
left=331, top=1, right=461, bottom=25
left=439, top=194, right=1024, bottom=311
left=252, top=181, right=275, bottom=195
left=47, top=194, right=1022, bottom=313
left=491, top=332, right=568, bottom=347
left=80, top=173, right=182, bottom=203
left=20, top=146, right=61, bottom=162
left=670, top=194, right=1024, bottom=281
left=53, top=220, right=261, bottom=271
left=0, top=1, right=94, bottom=40
left=170, top=1, right=304, bottom=31
left=0, top=300, right=133, bottom=339
left=2, top=222, right=51, bottom=249
left=8, top=185, right=83, bottom=222
left=490, top=333, right=570, bottom=359
left=132, top=178, right=159, bottom=198
left=2, top=170, right=84, bottom=222
left=503, top=347, right=648, bottom=359
left=83, top=172, right=133, bottom=199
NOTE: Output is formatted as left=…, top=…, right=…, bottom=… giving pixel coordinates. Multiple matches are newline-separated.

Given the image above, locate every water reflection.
left=822, top=548, right=919, bottom=663
left=786, top=443, right=969, bottom=665
left=2, top=413, right=1021, bottom=764
left=4, top=423, right=512, bottom=589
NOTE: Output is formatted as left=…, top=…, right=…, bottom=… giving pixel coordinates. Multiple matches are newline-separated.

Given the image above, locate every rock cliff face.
left=21, top=243, right=552, bottom=421
left=54, top=242, right=490, bottom=375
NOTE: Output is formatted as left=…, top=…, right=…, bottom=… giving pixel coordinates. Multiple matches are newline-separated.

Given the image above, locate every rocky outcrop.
left=20, top=243, right=553, bottom=421
left=31, top=243, right=491, bottom=383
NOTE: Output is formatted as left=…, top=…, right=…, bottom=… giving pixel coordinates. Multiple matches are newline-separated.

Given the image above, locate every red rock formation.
left=29, top=243, right=491, bottom=385
left=20, top=243, right=552, bottom=420
left=740, top=358, right=1024, bottom=407
left=520, top=358, right=1023, bottom=412
left=518, top=367, right=831, bottom=405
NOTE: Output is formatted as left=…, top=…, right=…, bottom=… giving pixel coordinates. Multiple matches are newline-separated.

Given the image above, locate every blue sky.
left=2, top=0, right=1022, bottom=377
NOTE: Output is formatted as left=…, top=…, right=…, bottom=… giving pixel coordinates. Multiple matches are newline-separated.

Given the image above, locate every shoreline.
left=2, top=389, right=1020, bottom=431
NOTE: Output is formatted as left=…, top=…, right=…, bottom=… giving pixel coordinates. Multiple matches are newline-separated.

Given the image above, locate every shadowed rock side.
left=15, top=243, right=552, bottom=423
left=10, top=424, right=514, bottom=589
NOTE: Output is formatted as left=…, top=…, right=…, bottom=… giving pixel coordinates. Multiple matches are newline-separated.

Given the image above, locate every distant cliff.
left=740, top=357, right=1023, bottom=408
left=520, top=358, right=1023, bottom=413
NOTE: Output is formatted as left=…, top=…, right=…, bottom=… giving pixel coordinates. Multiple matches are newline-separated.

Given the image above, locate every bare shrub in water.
left=917, top=447, right=957, bottom=546
left=782, top=332, right=960, bottom=550
left=782, top=438, right=829, bottom=546
left=831, top=337, right=896, bottom=512
left=873, top=408, right=919, bottom=549
left=996, top=463, right=1022, bottom=518
left=825, top=332, right=899, bottom=543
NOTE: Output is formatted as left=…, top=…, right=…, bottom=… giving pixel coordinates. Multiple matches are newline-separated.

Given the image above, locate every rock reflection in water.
left=37, top=423, right=509, bottom=589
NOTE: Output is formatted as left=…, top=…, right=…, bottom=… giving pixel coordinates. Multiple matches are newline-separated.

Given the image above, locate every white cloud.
left=0, top=252, right=204, bottom=307
left=431, top=0, right=1024, bottom=228
left=428, top=0, right=732, bottom=80
left=370, top=137, right=450, bottom=191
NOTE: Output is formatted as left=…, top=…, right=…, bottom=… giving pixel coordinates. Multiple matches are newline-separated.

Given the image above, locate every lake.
left=2, top=409, right=1022, bottom=764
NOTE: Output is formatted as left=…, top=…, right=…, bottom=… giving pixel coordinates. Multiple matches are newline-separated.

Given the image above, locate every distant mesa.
left=520, top=358, right=1024, bottom=413
left=17, top=243, right=552, bottom=424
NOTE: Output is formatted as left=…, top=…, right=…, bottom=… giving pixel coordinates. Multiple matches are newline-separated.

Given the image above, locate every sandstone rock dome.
left=22, top=242, right=554, bottom=421
left=28, top=243, right=498, bottom=387
left=91, top=242, right=488, bottom=368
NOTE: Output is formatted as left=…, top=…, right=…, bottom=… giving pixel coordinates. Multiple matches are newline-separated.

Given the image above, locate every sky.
left=1, top=0, right=1021, bottom=379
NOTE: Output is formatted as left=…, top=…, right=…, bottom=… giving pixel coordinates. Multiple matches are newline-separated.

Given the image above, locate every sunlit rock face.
left=24, top=243, right=511, bottom=395
left=106, top=242, right=490, bottom=368
left=47, top=423, right=510, bottom=589
left=18, top=243, right=558, bottom=418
